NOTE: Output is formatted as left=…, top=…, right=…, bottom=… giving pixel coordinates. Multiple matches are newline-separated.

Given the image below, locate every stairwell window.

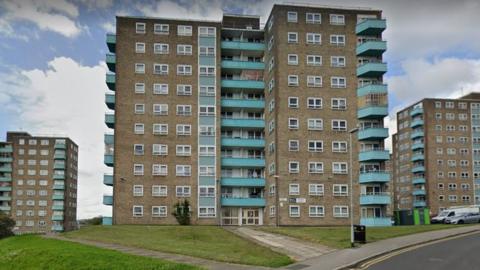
left=199, top=106, right=215, bottom=116
left=199, top=46, right=215, bottom=56
left=199, top=166, right=215, bottom=176
left=199, top=145, right=215, bottom=156
left=199, top=186, right=215, bottom=197
left=199, top=207, right=216, bottom=218
left=199, top=26, right=215, bottom=37
left=200, top=86, right=215, bottom=96
left=200, top=66, right=215, bottom=76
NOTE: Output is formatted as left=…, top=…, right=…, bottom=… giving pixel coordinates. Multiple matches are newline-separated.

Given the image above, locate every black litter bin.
left=353, top=225, right=366, bottom=244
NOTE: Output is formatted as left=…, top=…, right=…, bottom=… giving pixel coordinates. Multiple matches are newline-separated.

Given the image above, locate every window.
left=152, top=185, right=167, bottom=197
left=134, top=123, right=145, bottom=134
left=333, top=206, right=349, bottom=218
left=176, top=165, right=191, bottom=176
left=289, top=184, right=300, bottom=195
left=306, top=33, right=321, bottom=44
left=154, top=43, right=169, bottom=54
left=177, top=65, right=192, bottom=75
left=308, top=162, right=324, bottom=173
left=152, top=164, right=168, bottom=176
left=288, top=54, right=298, bottom=65
left=153, top=83, right=168, bottom=95
left=133, top=185, right=144, bottom=196
left=152, top=144, right=168, bottom=156
left=200, top=86, right=215, bottom=96
left=332, top=141, right=348, bottom=153
left=330, top=35, right=345, bottom=46
left=288, top=97, right=299, bottom=108
left=330, top=14, right=345, bottom=25
left=199, top=166, right=215, bottom=176
left=306, top=13, right=321, bottom=24
left=332, top=120, right=347, bottom=131
left=152, top=206, right=167, bottom=217
left=134, top=144, right=144, bottom=155
left=435, top=101, right=442, bottom=108
left=199, top=46, right=215, bottom=56
left=176, top=84, right=192, bottom=95
left=135, top=42, right=145, bottom=53
left=307, top=76, right=322, bottom=87
left=177, top=25, right=192, bottom=36
left=307, top=98, right=322, bottom=109
left=198, top=106, right=215, bottom=116
left=176, top=124, right=191, bottom=135
left=135, top=83, right=145, bottom=93
left=133, top=164, right=144, bottom=175
left=134, top=104, right=145, bottom=114
left=153, top=124, right=168, bottom=135
left=287, top=11, right=297, bottom=22
left=309, top=206, right=325, bottom=217
left=176, top=186, right=191, bottom=197
left=307, top=55, right=322, bottom=66
left=177, top=44, right=193, bottom=55
left=331, top=56, right=346, bottom=67
left=135, top=63, right=145, bottom=74
left=445, top=101, right=454, bottom=109
left=270, top=206, right=276, bottom=217
left=331, top=77, right=346, bottom=88
left=199, top=26, right=215, bottom=37
left=288, top=140, right=299, bottom=151
left=135, top=22, right=145, bottom=34
left=289, top=161, right=299, bottom=173
left=199, top=145, right=215, bottom=156
left=308, top=118, right=323, bottom=130
left=333, top=184, right=348, bottom=196
left=288, top=75, right=299, bottom=86
left=333, top=162, right=348, bottom=174
left=199, top=186, right=215, bottom=197
left=288, top=118, right=299, bottom=129
left=153, top=64, right=168, bottom=75
left=289, top=205, right=300, bottom=217
left=133, top=205, right=143, bottom=217
left=287, top=32, right=298, bottom=43
left=305, top=138, right=324, bottom=152
left=331, top=98, right=347, bottom=110
left=309, top=184, right=324, bottom=196
left=153, top=104, right=168, bottom=115
left=154, top=23, right=169, bottom=34
left=199, top=207, right=216, bottom=217
left=176, top=105, right=192, bottom=116
left=176, top=145, right=191, bottom=156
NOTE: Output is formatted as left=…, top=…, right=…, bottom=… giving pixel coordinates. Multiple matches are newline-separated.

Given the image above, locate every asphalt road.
left=367, top=232, right=480, bottom=270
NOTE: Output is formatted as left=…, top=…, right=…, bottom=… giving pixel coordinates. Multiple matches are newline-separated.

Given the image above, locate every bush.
left=0, top=210, right=15, bottom=238
left=172, top=200, right=191, bottom=225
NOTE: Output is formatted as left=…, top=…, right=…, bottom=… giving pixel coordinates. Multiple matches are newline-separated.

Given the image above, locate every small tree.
left=0, top=210, right=14, bottom=239
left=172, top=200, right=191, bottom=225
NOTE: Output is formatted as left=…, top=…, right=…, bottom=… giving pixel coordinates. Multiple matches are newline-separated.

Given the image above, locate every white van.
left=431, top=206, right=480, bottom=224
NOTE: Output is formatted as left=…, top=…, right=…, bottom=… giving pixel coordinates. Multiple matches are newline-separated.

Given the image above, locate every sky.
left=1, top=0, right=480, bottom=219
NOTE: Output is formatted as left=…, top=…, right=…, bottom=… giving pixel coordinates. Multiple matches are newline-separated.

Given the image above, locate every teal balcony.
left=52, top=215, right=64, bottom=221
left=356, top=41, right=387, bottom=56
left=221, top=80, right=264, bottom=90
left=221, top=41, right=265, bottom=51
left=106, top=73, right=115, bottom=91
left=221, top=60, right=265, bottom=70
left=53, top=174, right=65, bottom=180
left=359, top=150, right=390, bottom=162
left=410, top=130, right=424, bottom=139
left=221, top=99, right=264, bottom=110
left=0, top=166, right=12, bottom=173
left=221, top=138, right=265, bottom=148
left=412, top=165, right=425, bottom=173
left=102, top=216, right=112, bottom=226
left=357, top=62, right=387, bottom=78
left=0, top=196, right=11, bottom=201
left=104, top=134, right=114, bottom=144
left=104, top=154, right=114, bottom=167
left=0, top=206, right=11, bottom=211
left=411, top=143, right=425, bottom=150
left=412, top=178, right=426, bottom=185
left=104, top=174, right=113, bottom=186
left=0, top=157, right=13, bottom=162
left=106, top=53, right=115, bottom=72
left=412, top=189, right=426, bottom=196
left=359, top=171, right=390, bottom=184
left=358, top=128, right=389, bottom=141
left=221, top=197, right=265, bottom=207
left=360, top=194, right=391, bottom=205
left=53, top=184, right=65, bottom=190
left=105, top=113, right=115, bottom=129
left=105, top=93, right=115, bottom=110
left=54, top=152, right=66, bottom=159
left=221, top=158, right=265, bottom=168
left=51, top=225, right=64, bottom=231
left=106, top=33, right=116, bottom=53
left=411, top=154, right=424, bottom=162
left=221, top=118, right=264, bottom=129
left=357, top=84, right=388, bottom=96
left=103, top=195, right=113, bottom=205
left=360, top=217, right=392, bottom=227
left=52, top=194, right=64, bottom=200
left=410, top=119, right=424, bottom=128
left=53, top=162, right=65, bottom=169
left=221, top=177, right=265, bottom=187
left=410, top=107, right=423, bottom=116
left=0, top=176, right=11, bottom=182
left=356, top=19, right=386, bottom=35
left=52, top=205, right=64, bottom=211
left=413, top=200, right=427, bottom=208
left=54, top=143, right=66, bottom=150
left=357, top=106, right=388, bottom=119
left=0, top=186, right=12, bottom=192
left=0, top=145, right=13, bottom=153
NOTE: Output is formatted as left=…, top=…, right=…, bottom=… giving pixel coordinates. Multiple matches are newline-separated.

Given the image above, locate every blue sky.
left=1, top=0, right=480, bottom=218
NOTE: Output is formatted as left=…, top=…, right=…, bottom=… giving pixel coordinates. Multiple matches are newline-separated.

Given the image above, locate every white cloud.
left=79, top=0, right=113, bottom=10
left=137, top=0, right=224, bottom=21
left=0, top=0, right=83, bottom=38
left=0, top=57, right=111, bottom=219
left=101, top=21, right=115, bottom=33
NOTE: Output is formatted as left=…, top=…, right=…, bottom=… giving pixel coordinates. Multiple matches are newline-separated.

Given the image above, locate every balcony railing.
left=360, top=192, right=391, bottom=205
left=359, top=171, right=390, bottom=184
left=356, top=19, right=386, bottom=35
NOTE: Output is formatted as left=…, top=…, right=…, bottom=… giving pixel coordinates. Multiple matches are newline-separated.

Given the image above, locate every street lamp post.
left=349, top=127, right=359, bottom=248
left=273, top=175, right=280, bottom=227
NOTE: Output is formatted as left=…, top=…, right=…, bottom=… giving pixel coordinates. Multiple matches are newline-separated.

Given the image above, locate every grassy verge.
left=64, top=225, right=293, bottom=267
left=258, top=224, right=467, bottom=249
left=0, top=234, right=201, bottom=270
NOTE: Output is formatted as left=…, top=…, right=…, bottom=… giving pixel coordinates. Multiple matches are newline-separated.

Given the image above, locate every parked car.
left=445, top=212, right=480, bottom=224
left=431, top=206, right=480, bottom=223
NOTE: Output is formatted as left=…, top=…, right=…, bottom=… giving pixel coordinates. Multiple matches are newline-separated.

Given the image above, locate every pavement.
left=226, top=227, right=336, bottom=261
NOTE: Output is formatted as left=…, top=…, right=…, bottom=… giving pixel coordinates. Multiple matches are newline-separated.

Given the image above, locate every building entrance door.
left=242, top=209, right=260, bottom=225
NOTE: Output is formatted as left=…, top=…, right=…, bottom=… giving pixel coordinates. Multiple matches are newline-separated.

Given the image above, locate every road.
left=367, top=232, right=480, bottom=270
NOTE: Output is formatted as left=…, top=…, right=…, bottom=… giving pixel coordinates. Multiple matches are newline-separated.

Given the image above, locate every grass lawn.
left=64, top=225, right=293, bottom=267
left=0, top=234, right=201, bottom=270
left=258, top=224, right=466, bottom=249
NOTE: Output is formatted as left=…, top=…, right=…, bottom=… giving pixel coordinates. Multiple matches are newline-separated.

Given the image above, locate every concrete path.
left=227, top=227, right=336, bottom=261
left=281, top=225, right=480, bottom=270
left=43, top=235, right=269, bottom=270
